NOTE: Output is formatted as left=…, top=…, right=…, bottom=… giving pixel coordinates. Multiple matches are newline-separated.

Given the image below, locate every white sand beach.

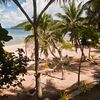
left=1, top=43, right=99, bottom=99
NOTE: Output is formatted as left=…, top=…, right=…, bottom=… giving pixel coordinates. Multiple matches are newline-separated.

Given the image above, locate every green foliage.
left=0, top=48, right=29, bottom=88
left=96, top=43, right=100, bottom=49
left=0, top=24, right=12, bottom=47
left=79, top=26, right=100, bottom=47
left=39, top=13, right=53, bottom=31
left=79, top=81, right=93, bottom=94
left=56, top=0, right=84, bottom=33
left=84, top=0, right=100, bottom=28
left=60, top=91, right=69, bottom=100
left=59, top=40, right=73, bottom=50
left=0, top=25, right=29, bottom=88
left=12, top=21, right=29, bottom=29
left=24, top=23, right=32, bottom=31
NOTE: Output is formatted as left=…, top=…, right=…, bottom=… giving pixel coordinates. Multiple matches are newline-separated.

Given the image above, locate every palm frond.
left=24, top=35, right=34, bottom=44
left=46, top=0, right=67, bottom=4
left=24, top=24, right=32, bottom=31
left=0, top=0, right=10, bottom=5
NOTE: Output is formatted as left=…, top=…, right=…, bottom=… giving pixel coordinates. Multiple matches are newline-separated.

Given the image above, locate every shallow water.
left=5, top=28, right=32, bottom=46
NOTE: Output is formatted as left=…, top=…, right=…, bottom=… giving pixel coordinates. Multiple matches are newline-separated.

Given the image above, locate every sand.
left=4, top=44, right=25, bottom=52
left=4, top=43, right=99, bottom=60
left=1, top=43, right=100, bottom=99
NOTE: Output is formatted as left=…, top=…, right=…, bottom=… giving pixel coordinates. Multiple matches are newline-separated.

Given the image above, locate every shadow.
left=91, top=49, right=100, bottom=53
left=43, top=80, right=61, bottom=100
left=93, top=68, right=100, bottom=81
left=44, top=74, right=62, bottom=80
left=0, top=93, right=36, bottom=100
left=64, top=61, right=91, bottom=74
left=0, top=83, right=36, bottom=100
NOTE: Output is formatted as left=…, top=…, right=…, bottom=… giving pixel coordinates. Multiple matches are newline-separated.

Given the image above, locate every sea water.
left=5, top=28, right=32, bottom=45
left=5, top=28, right=70, bottom=46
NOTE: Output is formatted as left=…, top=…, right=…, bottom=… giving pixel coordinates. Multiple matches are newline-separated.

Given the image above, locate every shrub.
left=0, top=48, right=30, bottom=88
left=0, top=25, right=30, bottom=88
left=60, top=91, right=69, bottom=100
left=79, top=81, right=93, bottom=94
left=40, top=63, right=49, bottom=70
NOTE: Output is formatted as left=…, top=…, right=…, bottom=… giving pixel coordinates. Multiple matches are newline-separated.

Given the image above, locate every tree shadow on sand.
left=93, top=68, right=100, bottom=82
left=0, top=84, right=37, bottom=100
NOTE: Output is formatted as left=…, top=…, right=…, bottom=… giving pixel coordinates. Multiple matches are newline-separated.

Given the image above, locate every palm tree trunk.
left=58, top=50, right=64, bottom=80
left=78, top=39, right=85, bottom=61
left=33, top=0, right=42, bottom=99
left=12, top=1, right=42, bottom=99
left=81, top=47, right=85, bottom=60
left=88, top=46, right=91, bottom=59
left=52, top=41, right=64, bottom=79
left=25, top=44, right=28, bottom=57
left=78, top=53, right=83, bottom=87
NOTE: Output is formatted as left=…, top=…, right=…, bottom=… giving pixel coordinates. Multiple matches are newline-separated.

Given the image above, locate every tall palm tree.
left=56, top=0, right=87, bottom=86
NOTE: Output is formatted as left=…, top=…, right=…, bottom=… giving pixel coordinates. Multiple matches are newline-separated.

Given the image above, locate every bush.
left=79, top=81, right=93, bottom=94
left=0, top=48, right=30, bottom=88
left=0, top=25, right=30, bottom=88
left=59, top=91, right=69, bottom=100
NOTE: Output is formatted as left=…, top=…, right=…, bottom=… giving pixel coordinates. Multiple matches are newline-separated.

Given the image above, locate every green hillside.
left=12, top=21, right=29, bottom=29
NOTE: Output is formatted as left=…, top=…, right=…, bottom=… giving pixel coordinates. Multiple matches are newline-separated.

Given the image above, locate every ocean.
left=5, top=28, right=70, bottom=46
left=5, top=29, right=32, bottom=46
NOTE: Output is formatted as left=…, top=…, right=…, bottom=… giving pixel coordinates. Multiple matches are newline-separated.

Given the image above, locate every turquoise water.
left=5, top=29, right=32, bottom=45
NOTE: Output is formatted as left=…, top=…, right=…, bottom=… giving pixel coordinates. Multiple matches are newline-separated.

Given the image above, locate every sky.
left=0, top=0, right=88, bottom=28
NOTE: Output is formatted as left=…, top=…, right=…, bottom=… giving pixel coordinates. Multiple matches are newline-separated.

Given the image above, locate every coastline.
left=4, top=43, right=25, bottom=52
left=4, top=43, right=100, bottom=59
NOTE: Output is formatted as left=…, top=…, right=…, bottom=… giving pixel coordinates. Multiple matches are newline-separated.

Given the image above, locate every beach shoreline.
left=4, top=43, right=25, bottom=52
left=4, top=43, right=100, bottom=60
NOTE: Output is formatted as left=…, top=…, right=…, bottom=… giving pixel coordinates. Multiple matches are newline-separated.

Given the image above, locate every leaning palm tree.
left=25, top=13, right=56, bottom=58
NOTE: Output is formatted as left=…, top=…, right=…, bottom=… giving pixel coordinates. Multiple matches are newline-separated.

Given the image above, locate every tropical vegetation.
left=0, top=0, right=100, bottom=100
left=0, top=24, right=29, bottom=88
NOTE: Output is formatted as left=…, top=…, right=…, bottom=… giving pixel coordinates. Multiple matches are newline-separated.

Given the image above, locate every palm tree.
left=56, top=0, right=88, bottom=86
left=25, top=13, right=73, bottom=80
left=84, top=0, right=100, bottom=29
left=25, top=13, right=57, bottom=58
left=56, top=0, right=85, bottom=51
left=0, top=0, right=68, bottom=99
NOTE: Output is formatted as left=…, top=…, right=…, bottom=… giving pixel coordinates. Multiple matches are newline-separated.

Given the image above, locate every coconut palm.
left=25, top=13, right=57, bottom=58
left=56, top=0, right=85, bottom=51
left=56, top=0, right=89, bottom=86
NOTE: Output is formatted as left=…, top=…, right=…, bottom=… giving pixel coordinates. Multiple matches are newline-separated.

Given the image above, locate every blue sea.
left=5, top=29, right=32, bottom=46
